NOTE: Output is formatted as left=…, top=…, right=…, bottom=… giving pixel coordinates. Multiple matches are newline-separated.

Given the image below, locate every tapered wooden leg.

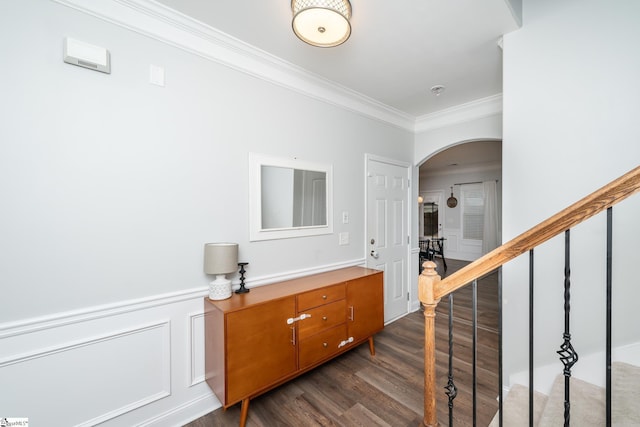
left=368, top=336, right=376, bottom=356
left=239, top=398, right=250, bottom=427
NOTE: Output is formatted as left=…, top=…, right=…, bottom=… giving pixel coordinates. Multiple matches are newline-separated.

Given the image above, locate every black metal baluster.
left=499, top=268, right=503, bottom=427
left=557, top=229, right=579, bottom=427
left=606, top=207, right=613, bottom=426
left=529, top=249, right=535, bottom=427
left=444, top=292, right=457, bottom=426
left=472, top=279, right=478, bottom=427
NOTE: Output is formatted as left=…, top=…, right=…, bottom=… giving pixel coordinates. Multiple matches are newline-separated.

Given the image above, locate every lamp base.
left=209, top=275, right=232, bottom=300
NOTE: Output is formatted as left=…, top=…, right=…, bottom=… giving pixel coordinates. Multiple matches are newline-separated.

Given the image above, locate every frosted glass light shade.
left=204, top=243, right=238, bottom=275
left=291, top=0, right=352, bottom=47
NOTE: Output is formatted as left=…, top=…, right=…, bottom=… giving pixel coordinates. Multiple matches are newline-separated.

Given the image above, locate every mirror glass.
left=423, top=202, right=439, bottom=238
left=261, top=166, right=327, bottom=229
left=249, top=153, right=333, bottom=241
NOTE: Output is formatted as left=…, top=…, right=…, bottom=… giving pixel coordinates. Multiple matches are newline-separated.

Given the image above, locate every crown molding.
left=414, top=94, right=503, bottom=133
left=52, top=0, right=415, bottom=130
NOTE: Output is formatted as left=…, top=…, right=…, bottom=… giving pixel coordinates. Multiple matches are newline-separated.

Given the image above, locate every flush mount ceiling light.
left=291, top=0, right=352, bottom=48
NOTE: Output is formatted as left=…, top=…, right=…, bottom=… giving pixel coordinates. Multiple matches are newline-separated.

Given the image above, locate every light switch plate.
left=339, top=232, right=349, bottom=245
left=149, top=64, right=165, bottom=86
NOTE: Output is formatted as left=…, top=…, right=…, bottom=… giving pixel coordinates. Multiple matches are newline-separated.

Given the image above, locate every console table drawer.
left=298, top=299, right=346, bottom=339
left=297, top=284, right=345, bottom=311
left=299, top=324, right=347, bottom=369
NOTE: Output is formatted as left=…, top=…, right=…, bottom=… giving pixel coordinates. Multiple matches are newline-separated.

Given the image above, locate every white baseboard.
left=137, top=391, right=220, bottom=427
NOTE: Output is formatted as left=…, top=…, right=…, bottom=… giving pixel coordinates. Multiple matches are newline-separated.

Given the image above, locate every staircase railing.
left=418, top=165, right=640, bottom=427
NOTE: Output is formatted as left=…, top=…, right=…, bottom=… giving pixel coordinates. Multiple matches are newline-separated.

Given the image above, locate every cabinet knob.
left=322, top=316, right=328, bottom=321
left=323, top=343, right=328, bottom=348
left=322, top=295, right=327, bottom=300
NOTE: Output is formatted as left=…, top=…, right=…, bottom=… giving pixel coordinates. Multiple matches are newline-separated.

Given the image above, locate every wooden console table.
left=204, top=266, right=383, bottom=427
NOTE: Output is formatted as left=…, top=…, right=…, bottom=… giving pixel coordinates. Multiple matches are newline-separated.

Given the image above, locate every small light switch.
left=149, top=64, right=165, bottom=87
left=339, top=232, right=349, bottom=246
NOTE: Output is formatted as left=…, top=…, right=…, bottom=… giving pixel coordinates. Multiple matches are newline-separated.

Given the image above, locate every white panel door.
left=366, top=156, right=409, bottom=323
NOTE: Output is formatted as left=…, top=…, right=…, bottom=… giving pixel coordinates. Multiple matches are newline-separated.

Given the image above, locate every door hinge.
left=407, top=292, right=410, bottom=301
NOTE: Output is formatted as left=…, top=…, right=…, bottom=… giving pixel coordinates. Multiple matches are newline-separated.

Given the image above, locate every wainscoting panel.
left=0, top=261, right=368, bottom=426
left=190, top=312, right=206, bottom=387
left=0, top=290, right=215, bottom=427
left=0, top=322, right=170, bottom=426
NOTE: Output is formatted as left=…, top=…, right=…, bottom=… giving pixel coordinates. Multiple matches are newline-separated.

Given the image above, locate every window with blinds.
left=461, top=184, right=484, bottom=241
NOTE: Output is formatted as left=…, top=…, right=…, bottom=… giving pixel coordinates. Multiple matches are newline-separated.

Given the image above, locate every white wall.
left=415, top=113, right=503, bottom=164
left=0, top=1, right=412, bottom=425
left=502, top=0, right=640, bottom=386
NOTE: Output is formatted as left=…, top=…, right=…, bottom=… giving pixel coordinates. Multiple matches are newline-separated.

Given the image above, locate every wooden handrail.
left=418, top=165, right=639, bottom=427
left=433, top=165, right=640, bottom=300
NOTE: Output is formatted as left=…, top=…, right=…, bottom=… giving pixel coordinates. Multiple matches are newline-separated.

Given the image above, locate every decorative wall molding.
left=0, top=286, right=206, bottom=339
left=0, top=321, right=172, bottom=426
left=51, top=0, right=415, bottom=131
left=78, top=321, right=172, bottom=427
left=189, top=312, right=206, bottom=387
left=237, top=258, right=366, bottom=289
left=415, top=94, right=503, bottom=133
left=1, top=259, right=364, bottom=339
left=0, top=321, right=169, bottom=368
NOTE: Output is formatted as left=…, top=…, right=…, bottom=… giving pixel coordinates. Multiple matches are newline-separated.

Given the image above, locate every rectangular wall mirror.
left=249, top=153, right=333, bottom=241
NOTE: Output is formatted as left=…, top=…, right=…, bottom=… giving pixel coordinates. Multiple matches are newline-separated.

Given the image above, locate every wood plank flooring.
left=185, top=259, right=499, bottom=426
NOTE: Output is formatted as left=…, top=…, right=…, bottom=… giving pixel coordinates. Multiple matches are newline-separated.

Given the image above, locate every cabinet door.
left=346, top=273, right=384, bottom=342
left=226, top=297, right=297, bottom=404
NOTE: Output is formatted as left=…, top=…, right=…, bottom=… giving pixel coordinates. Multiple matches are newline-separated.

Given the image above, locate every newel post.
left=419, top=261, right=441, bottom=427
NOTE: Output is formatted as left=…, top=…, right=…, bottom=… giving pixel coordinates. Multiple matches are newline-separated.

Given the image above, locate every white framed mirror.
left=249, top=153, right=333, bottom=241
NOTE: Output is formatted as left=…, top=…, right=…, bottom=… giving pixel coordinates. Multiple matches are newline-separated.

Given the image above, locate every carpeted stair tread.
left=488, top=384, right=548, bottom=427
left=488, top=362, right=640, bottom=426
left=538, top=374, right=605, bottom=426
left=612, top=361, right=640, bottom=426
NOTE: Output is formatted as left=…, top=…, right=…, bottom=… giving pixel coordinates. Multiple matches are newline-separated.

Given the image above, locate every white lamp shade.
left=292, top=0, right=352, bottom=47
left=204, top=243, right=238, bottom=275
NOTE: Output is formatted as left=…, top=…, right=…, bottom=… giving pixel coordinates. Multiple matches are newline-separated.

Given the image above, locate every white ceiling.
left=419, top=140, right=502, bottom=176
left=155, top=0, right=520, bottom=118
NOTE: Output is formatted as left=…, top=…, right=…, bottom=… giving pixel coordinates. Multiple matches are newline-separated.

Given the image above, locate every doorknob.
left=370, top=250, right=379, bottom=259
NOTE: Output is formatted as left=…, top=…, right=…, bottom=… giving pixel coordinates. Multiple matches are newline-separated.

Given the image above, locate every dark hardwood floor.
left=185, top=259, right=499, bottom=426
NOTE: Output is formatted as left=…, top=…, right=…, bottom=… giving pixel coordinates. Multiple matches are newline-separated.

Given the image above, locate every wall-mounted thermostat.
left=63, top=37, right=110, bottom=74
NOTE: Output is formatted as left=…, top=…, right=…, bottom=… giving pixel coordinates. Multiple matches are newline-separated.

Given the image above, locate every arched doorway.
left=417, top=140, right=502, bottom=262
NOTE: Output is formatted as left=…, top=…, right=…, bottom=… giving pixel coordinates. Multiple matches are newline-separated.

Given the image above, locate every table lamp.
left=204, top=243, right=238, bottom=300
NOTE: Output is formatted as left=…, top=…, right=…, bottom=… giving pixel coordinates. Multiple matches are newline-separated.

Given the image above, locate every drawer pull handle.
left=322, top=316, right=328, bottom=321
left=338, top=337, right=354, bottom=349
left=286, top=313, right=312, bottom=325
left=323, top=342, right=328, bottom=348
left=348, top=306, right=354, bottom=321
left=322, top=295, right=327, bottom=300
left=291, top=326, right=296, bottom=346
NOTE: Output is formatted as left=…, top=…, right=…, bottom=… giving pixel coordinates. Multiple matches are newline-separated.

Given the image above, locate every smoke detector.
left=431, top=85, right=444, bottom=96
left=430, top=85, right=445, bottom=96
